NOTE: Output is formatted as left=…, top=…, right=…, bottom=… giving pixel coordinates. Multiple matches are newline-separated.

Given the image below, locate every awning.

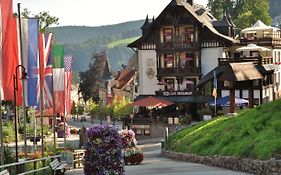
left=236, top=44, right=270, bottom=52
left=130, top=96, right=174, bottom=107
left=162, top=95, right=213, bottom=103
left=241, top=20, right=280, bottom=33
left=134, top=95, right=213, bottom=103
left=209, top=96, right=249, bottom=107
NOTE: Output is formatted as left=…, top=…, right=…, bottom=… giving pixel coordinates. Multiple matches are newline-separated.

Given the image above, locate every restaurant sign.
left=162, top=91, right=192, bottom=96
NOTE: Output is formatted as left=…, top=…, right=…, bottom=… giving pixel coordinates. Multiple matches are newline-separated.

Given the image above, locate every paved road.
left=65, top=142, right=251, bottom=175
left=64, top=117, right=251, bottom=175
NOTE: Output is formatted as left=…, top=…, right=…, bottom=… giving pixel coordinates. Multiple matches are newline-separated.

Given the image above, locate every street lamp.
left=13, top=65, right=28, bottom=162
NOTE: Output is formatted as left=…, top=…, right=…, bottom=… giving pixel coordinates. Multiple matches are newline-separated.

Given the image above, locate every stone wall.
left=162, top=150, right=281, bottom=175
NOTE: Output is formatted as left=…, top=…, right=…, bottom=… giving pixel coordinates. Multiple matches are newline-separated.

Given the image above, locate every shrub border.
left=161, top=150, right=281, bottom=175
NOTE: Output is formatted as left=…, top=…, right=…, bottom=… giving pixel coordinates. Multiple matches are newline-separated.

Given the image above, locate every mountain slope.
left=170, top=99, right=281, bottom=160
left=50, top=20, right=143, bottom=72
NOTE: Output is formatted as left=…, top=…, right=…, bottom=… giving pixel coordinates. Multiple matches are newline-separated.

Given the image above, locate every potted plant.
left=120, top=129, right=143, bottom=165
left=197, top=108, right=212, bottom=121
left=180, top=114, right=192, bottom=125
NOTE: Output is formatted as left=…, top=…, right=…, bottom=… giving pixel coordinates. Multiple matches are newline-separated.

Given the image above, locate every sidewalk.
left=137, top=137, right=164, bottom=145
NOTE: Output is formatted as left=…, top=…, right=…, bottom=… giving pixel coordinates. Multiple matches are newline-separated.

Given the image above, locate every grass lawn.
left=169, top=99, right=281, bottom=160
left=107, top=36, right=140, bottom=48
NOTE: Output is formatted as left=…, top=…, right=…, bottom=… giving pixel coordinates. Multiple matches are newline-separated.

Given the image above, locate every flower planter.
left=124, top=147, right=144, bottom=165
left=120, top=130, right=144, bottom=165
left=84, top=125, right=125, bottom=175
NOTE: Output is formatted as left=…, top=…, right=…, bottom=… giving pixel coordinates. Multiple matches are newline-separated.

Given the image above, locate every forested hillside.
left=50, top=0, right=280, bottom=73
left=50, top=20, right=143, bottom=72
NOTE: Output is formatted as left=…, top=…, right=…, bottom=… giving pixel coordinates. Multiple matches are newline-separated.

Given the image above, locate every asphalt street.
left=64, top=117, right=251, bottom=175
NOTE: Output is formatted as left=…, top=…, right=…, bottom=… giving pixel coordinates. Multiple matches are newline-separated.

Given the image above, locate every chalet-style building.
left=112, top=68, right=138, bottom=101
left=98, top=59, right=139, bottom=104
left=198, top=20, right=281, bottom=113
left=128, top=0, right=238, bottom=119
left=98, top=59, right=114, bottom=105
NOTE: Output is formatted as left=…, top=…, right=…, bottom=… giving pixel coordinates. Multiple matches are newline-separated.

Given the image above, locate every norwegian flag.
left=27, top=33, right=53, bottom=109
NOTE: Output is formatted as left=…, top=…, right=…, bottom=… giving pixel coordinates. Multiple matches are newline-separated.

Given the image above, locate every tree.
left=112, top=97, right=133, bottom=121
left=35, top=11, right=59, bottom=32
left=207, top=0, right=272, bottom=29
left=79, top=51, right=108, bottom=102
left=87, top=99, right=99, bottom=124
left=207, top=0, right=234, bottom=20
left=16, top=8, right=59, bottom=32
left=234, top=0, right=271, bottom=28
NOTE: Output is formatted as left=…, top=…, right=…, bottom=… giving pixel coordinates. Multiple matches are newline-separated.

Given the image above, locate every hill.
left=50, top=20, right=143, bottom=72
left=169, top=99, right=281, bottom=160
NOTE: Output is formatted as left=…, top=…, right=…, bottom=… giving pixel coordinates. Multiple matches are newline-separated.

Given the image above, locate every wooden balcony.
left=158, top=34, right=200, bottom=50
left=218, top=56, right=273, bottom=66
left=240, top=37, right=281, bottom=46
left=157, top=67, right=201, bottom=77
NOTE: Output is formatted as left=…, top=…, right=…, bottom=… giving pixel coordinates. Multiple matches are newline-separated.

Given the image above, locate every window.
left=224, top=81, right=230, bottom=87
left=184, top=28, right=194, bottom=42
left=163, top=28, right=173, bottom=42
left=253, top=80, right=259, bottom=86
left=165, top=79, right=174, bottom=91
left=164, top=54, right=174, bottom=68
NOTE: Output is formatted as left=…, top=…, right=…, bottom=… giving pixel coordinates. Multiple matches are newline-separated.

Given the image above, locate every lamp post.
left=13, top=65, right=28, bottom=162
left=0, top=89, right=3, bottom=166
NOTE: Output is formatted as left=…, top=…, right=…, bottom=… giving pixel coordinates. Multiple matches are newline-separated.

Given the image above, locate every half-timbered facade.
left=198, top=20, right=281, bottom=112
left=128, top=0, right=238, bottom=118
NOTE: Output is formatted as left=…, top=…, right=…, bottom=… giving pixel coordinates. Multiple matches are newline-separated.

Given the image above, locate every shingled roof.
left=219, top=62, right=263, bottom=81
left=115, top=69, right=136, bottom=90
left=128, top=0, right=238, bottom=48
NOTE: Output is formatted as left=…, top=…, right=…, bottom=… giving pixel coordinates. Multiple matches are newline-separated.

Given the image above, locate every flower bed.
left=84, top=125, right=125, bottom=175
left=120, top=130, right=143, bottom=165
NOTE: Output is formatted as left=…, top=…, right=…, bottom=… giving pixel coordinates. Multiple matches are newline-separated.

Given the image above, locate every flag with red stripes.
left=27, top=32, right=53, bottom=109
left=64, top=55, right=72, bottom=115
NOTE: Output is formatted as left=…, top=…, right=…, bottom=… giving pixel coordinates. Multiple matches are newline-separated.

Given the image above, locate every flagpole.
left=52, top=76, right=56, bottom=153
left=38, top=21, right=46, bottom=175
left=17, top=2, right=28, bottom=159
left=213, top=70, right=217, bottom=115
left=63, top=69, right=66, bottom=147
left=0, top=90, right=4, bottom=166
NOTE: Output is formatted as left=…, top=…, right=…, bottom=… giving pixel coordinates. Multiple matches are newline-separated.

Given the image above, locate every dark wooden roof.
left=197, top=66, right=228, bottom=87
left=101, top=59, right=113, bottom=81
left=219, top=62, right=263, bottom=81
left=128, top=0, right=238, bottom=48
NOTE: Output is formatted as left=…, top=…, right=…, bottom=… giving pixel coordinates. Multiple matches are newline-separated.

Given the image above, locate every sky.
left=13, top=0, right=208, bottom=27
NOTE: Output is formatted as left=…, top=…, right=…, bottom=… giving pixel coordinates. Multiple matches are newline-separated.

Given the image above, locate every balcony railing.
left=218, top=56, right=273, bottom=65
left=158, top=34, right=199, bottom=49
left=157, top=67, right=201, bottom=76
left=240, top=35, right=281, bottom=46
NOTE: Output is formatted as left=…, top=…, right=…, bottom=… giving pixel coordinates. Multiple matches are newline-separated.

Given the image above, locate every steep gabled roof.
left=101, top=59, right=113, bottom=81
left=115, top=69, right=136, bottom=90
left=128, top=0, right=238, bottom=48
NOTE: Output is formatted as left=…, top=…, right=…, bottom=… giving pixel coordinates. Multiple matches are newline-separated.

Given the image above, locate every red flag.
left=64, top=56, right=72, bottom=115
left=0, top=0, right=20, bottom=101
